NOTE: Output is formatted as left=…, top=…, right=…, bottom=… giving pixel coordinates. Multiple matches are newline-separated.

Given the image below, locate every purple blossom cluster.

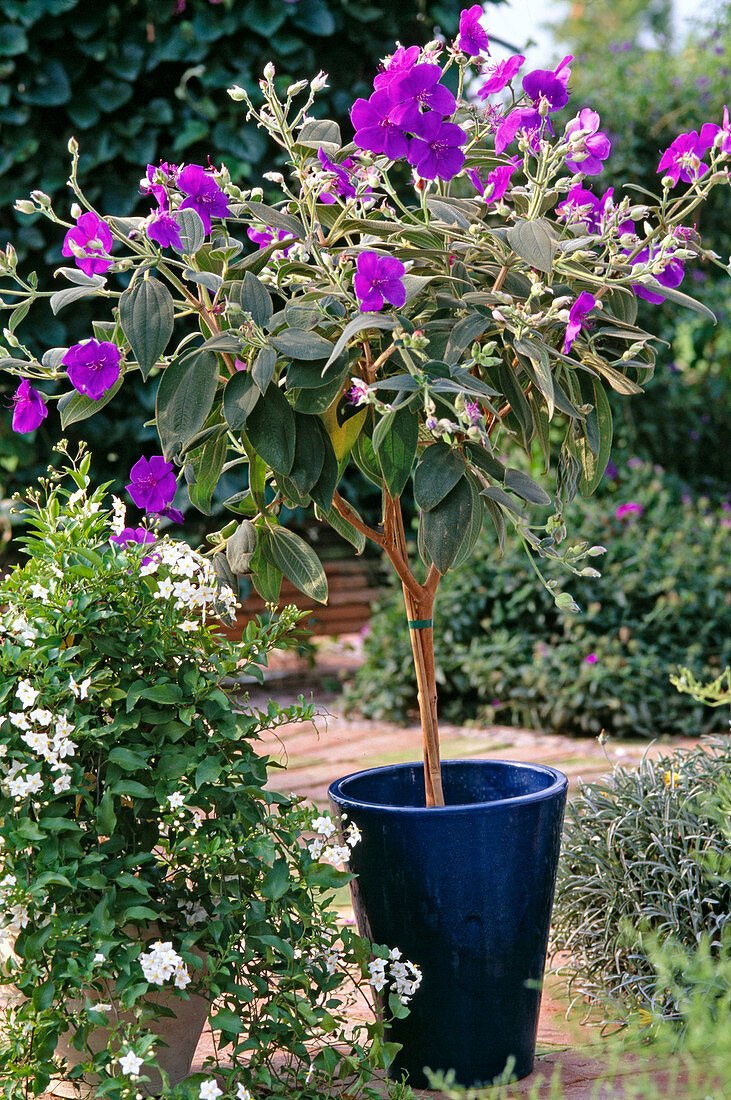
left=656, top=106, right=730, bottom=185
left=141, top=162, right=230, bottom=250
left=351, top=51, right=467, bottom=180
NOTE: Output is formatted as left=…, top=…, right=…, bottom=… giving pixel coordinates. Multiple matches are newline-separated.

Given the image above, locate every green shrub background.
left=343, top=460, right=731, bottom=739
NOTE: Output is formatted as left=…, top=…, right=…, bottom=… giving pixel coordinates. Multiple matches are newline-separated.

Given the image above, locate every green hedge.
left=343, top=461, right=731, bottom=739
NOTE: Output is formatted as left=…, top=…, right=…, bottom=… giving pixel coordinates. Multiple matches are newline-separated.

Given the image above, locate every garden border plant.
left=0, top=444, right=422, bottom=1099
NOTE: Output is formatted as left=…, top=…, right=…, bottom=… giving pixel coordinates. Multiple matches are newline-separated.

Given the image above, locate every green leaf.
left=287, top=353, right=348, bottom=390
left=420, top=476, right=474, bottom=575
left=260, top=859, right=292, bottom=901
left=514, top=337, right=555, bottom=420
left=188, top=431, right=227, bottom=514
left=497, top=362, right=534, bottom=444
left=50, top=284, right=100, bottom=314
left=592, top=360, right=644, bottom=395
left=210, top=1009, right=245, bottom=1035
left=155, top=351, right=220, bottom=460
left=578, top=380, right=613, bottom=496
left=373, top=404, right=418, bottom=498
left=195, top=756, right=222, bottom=788
left=632, top=279, right=717, bottom=321
left=413, top=442, right=466, bottom=511
left=96, top=790, right=117, bottom=835
left=245, top=200, right=305, bottom=239
left=289, top=412, right=325, bottom=497
left=262, top=525, right=328, bottom=603
left=464, top=440, right=505, bottom=482
left=119, top=276, right=174, bottom=381
left=444, top=312, right=491, bottom=365
left=58, top=373, right=124, bottom=428
left=172, top=208, right=206, bottom=256
left=223, top=370, right=260, bottom=430
left=270, top=328, right=334, bottom=361
left=503, top=467, right=552, bottom=506
left=245, top=385, right=296, bottom=475
left=452, top=476, right=484, bottom=569
left=325, top=313, right=399, bottom=368
left=235, top=271, right=273, bottom=328
left=320, top=504, right=366, bottom=553
left=353, top=431, right=383, bottom=488
left=506, top=217, right=558, bottom=274
left=481, top=484, right=524, bottom=515
left=251, top=346, right=277, bottom=395
left=309, top=421, right=339, bottom=512
left=250, top=540, right=283, bottom=603
left=296, top=118, right=342, bottom=153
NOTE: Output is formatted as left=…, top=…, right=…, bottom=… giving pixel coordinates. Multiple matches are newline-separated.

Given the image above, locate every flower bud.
left=67, top=136, right=79, bottom=155
left=311, top=71, right=329, bottom=92
left=286, top=80, right=308, bottom=96
left=30, top=190, right=51, bottom=207
left=14, top=200, right=35, bottom=215
left=263, top=62, right=276, bottom=81
left=70, top=203, right=82, bottom=220
left=661, top=175, right=675, bottom=190
left=228, top=84, right=248, bottom=102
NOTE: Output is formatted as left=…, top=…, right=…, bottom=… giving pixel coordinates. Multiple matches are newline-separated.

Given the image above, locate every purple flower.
left=408, top=112, right=467, bottom=180
left=126, top=455, right=177, bottom=514
left=62, top=340, right=121, bottom=401
left=110, top=526, right=157, bottom=547
left=633, top=256, right=685, bottom=303
left=482, top=161, right=519, bottom=205
left=615, top=502, right=644, bottom=520
left=605, top=459, right=619, bottom=480
left=457, top=4, right=490, bottom=56
left=373, top=45, right=421, bottom=91
left=348, top=378, right=370, bottom=405
left=354, top=252, right=406, bottom=312
left=657, top=127, right=717, bottom=186
left=176, top=165, right=230, bottom=234
left=563, top=292, right=596, bottom=353
left=584, top=653, right=598, bottom=665
left=564, top=109, right=611, bottom=175
left=316, top=148, right=357, bottom=204
left=62, top=212, right=113, bottom=278
left=464, top=401, right=482, bottom=424
left=390, top=64, right=457, bottom=124
left=479, top=55, right=525, bottom=97
left=147, top=212, right=183, bottom=250
left=140, top=161, right=178, bottom=212
left=719, top=105, right=731, bottom=154
left=351, top=91, right=413, bottom=160
left=11, top=379, right=48, bottom=433
left=160, top=505, right=185, bottom=524
left=522, top=55, right=573, bottom=113
left=557, top=184, right=613, bottom=233
left=494, top=107, right=542, bottom=155
left=247, top=225, right=293, bottom=254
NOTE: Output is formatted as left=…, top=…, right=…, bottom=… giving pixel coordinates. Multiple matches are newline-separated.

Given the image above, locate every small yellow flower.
left=663, top=770, right=681, bottom=789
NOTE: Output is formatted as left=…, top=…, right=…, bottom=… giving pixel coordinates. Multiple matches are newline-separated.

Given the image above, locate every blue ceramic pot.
left=328, top=759, right=568, bottom=1089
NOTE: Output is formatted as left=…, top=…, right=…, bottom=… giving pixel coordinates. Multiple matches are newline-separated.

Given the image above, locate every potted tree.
left=1, top=6, right=728, bottom=1085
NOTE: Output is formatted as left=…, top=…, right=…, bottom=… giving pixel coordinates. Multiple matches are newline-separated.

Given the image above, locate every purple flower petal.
left=126, top=455, right=177, bottom=514
left=62, top=339, right=121, bottom=401
left=354, top=251, right=406, bottom=312
left=11, top=379, right=48, bottom=434
left=62, top=211, right=113, bottom=278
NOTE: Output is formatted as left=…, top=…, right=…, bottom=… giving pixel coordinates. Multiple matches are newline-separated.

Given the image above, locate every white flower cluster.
left=138, top=939, right=191, bottom=989
left=307, top=813, right=361, bottom=865
left=0, top=872, right=29, bottom=933
left=368, top=947, right=422, bottom=1006
left=178, top=898, right=208, bottom=927
left=145, top=539, right=237, bottom=622
left=0, top=614, right=38, bottom=647
left=3, top=683, right=78, bottom=799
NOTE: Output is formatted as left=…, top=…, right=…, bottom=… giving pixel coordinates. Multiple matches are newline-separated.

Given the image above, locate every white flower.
left=8, top=711, right=31, bottom=731
left=53, top=736, right=77, bottom=760
left=236, top=1086, right=254, bottom=1100
left=172, top=578, right=197, bottom=607
left=140, top=556, right=160, bottom=576
left=311, top=815, right=336, bottom=838
left=139, top=940, right=189, bottom=989
left=69, top=675, right=91, bottom=700
left=367, top=958, right=387, bottom=992
left=346, top=823, right=362, bottom=848
left=307, top=838, right=324, bottom=860
left=311, top=70, right=329, bottom=92
left=29, top=707, right=53, bottom=726
left=179, top=620, right=197, bottom=633
left=54, top=714, right=75, bottom=738
left=199, top=1080, right=223, bottom=1100
left=30, top=583, right=48, bottom=600
left=53, top=773, right=72, bottom=794
left=155, top=577, right=174, bottom=599
left=117, top=1049, right=145, bottom=1076
left=320, top=844, right=350, bottom=866
left=22, top=731, right=51, bottom=757
left=15, top=680, right=39, bottom=709
left=6, top=904, right=29, bottom=932
left=167, top=791, right=185, bottom=810
left=93, top=952, right=105, bottom=963
left=111, top=495, right=127, bottom=535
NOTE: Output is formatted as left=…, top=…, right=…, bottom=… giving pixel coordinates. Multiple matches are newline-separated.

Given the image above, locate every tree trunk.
left=400, top=584, right=444, bottom=806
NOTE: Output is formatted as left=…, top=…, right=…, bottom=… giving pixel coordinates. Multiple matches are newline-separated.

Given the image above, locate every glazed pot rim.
left=328, top=758, right=568, bottom=814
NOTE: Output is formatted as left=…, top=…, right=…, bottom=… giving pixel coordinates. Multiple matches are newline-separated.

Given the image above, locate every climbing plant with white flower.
left=0, top=445, right=423, bottom=1098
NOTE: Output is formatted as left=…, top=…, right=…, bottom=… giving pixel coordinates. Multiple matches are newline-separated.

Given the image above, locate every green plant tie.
left=408, top=619, right=433, bottom=630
